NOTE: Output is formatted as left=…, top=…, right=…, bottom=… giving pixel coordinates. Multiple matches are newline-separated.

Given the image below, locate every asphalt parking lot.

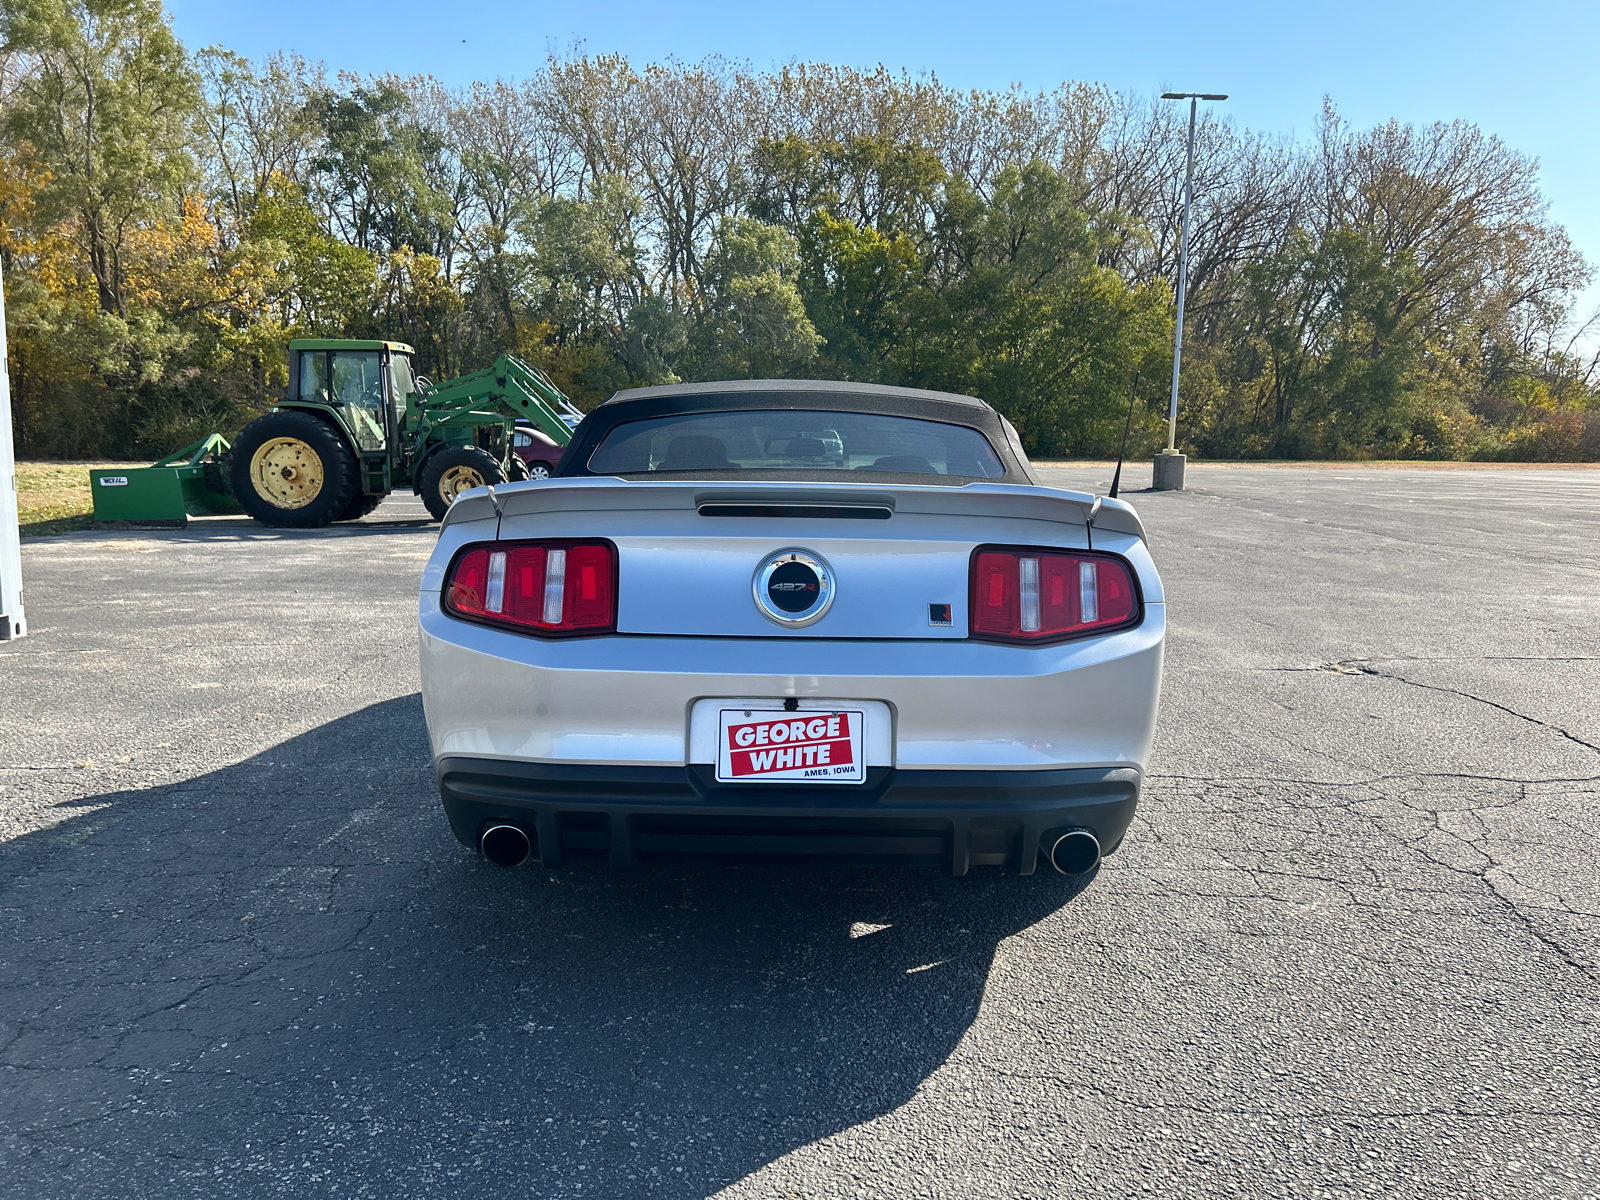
left=2, top=464, right=1597, bottom=1199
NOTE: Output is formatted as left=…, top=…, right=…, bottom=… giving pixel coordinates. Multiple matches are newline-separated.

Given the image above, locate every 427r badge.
left=716, top=709, right=867, bottom=784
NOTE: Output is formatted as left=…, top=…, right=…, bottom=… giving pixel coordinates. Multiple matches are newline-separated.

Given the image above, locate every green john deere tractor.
left=227, top=339, right=580, bottom=527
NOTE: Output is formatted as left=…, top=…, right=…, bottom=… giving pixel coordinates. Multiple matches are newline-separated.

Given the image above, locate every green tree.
left=927, top=164, right=1170, bottom=455
left=523, top=175, right=642, bottom=340
left=683, top=216, right=820, bottom=380
left=248, top=173, right=377, bottom=336
left=194, top=48, right=323, bottom=224
left=309, top=80, right=453, bottom=260
left=369, top=246, right=462, bottom=378
left=2, top=0, right=197, bottom=317
left=796, top=213, right=920, bottom=382
left=751, top=134, right=939, bottom=383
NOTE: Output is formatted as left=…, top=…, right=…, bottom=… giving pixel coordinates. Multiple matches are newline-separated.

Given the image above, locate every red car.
left=511, top=424, right=563, bottom=479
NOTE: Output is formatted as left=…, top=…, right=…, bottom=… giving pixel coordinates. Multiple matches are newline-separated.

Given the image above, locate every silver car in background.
left=419, top=380, right=1164, bottom=878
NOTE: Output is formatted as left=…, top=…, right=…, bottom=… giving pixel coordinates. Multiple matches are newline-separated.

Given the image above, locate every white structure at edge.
left=0, top=264, right=26, bottom=640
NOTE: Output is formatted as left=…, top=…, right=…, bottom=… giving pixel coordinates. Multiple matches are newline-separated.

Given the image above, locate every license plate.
left=716, top=709, right=866, bottom=784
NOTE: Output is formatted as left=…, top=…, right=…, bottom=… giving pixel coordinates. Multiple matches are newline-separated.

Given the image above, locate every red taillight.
left=444, top=540, right=616, bottom=635
left=970, top=547, right=1139, bottom=642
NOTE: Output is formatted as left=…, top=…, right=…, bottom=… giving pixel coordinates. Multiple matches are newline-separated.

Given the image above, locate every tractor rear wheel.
left=230, top=411, right=357, bottom=528
left=420, top=446, right=505, bottom=521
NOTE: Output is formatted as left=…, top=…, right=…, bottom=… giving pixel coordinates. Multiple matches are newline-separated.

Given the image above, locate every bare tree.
left=195, top=49, right=323, bottom=221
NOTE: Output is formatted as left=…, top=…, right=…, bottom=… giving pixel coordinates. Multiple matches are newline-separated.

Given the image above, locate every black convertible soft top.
left=555, top=379, right=1038, bottom=485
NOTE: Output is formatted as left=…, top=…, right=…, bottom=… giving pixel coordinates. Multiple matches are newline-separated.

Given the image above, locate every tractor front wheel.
left=230, top=411, right=357, bottom=528
left=420, top=447, right=506, bottom=521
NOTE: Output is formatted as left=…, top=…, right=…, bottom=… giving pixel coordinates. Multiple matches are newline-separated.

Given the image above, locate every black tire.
left=230, top=410, right=358, bottom=528
left=419, top=446, right=506, bottom=521
left=337, top=491, right=385, bottom=521
left=505, top=458, right=530, bottom=482
left=524, top=460, right=555, bottom=481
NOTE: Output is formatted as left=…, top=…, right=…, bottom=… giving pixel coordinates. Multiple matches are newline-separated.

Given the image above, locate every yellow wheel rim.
left=249, top=437, right=325, bottom=509
left=438, top=464, right=485, bottom=505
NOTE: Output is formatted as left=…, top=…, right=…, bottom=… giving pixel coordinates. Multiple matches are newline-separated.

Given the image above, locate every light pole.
left=1152, top=91, right=1226, bottom=491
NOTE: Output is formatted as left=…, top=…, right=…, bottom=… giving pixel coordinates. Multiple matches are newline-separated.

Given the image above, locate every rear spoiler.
left=444, top=478, right=1146, bottom=541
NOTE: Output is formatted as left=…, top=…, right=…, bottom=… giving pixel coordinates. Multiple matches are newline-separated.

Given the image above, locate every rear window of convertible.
left=585, top=410, right=1007, bottom=478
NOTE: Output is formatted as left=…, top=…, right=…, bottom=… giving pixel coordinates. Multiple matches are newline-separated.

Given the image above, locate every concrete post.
left=0, top=262, right=26, bottom=640
left=1152, top=450, right=1186, bottom=492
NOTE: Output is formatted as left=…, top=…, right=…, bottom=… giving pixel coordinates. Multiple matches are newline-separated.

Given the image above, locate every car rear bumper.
left=436, top=756, right=1140, bottom=875
left=419, top=598, right=1165, bottom=772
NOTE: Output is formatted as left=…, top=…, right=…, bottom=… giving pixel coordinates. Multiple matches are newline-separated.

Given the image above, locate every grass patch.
left=16, top=461, right=149, bottom=536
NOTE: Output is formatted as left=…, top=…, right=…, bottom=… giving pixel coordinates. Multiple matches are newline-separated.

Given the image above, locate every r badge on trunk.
left=752, top=549, right=835, bottom=627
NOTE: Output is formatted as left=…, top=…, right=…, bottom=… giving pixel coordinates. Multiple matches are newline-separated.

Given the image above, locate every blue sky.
left=169, top=0, right=1600, bottom=334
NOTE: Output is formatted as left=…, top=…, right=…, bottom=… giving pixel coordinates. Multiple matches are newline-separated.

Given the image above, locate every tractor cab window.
left=331, top=351, right=387, bottom=452
left=296, top=350, right=332, bottom=405
left=388, top=351, right=417, bottom=419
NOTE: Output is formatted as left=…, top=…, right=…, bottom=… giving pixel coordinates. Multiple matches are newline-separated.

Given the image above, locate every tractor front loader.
left=96, top=340, right=583, bottom=528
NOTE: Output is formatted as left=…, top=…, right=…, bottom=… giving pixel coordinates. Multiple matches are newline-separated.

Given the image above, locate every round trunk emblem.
left=753, top=550, right=835, bottom=626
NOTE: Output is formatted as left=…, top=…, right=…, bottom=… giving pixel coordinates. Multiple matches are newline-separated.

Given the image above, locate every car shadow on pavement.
left=0, top=696, right=1093, bottom=1198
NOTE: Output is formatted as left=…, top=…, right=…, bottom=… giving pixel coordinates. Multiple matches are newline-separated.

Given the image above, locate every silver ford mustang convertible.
left=418, top=380, right=1164, bottom=878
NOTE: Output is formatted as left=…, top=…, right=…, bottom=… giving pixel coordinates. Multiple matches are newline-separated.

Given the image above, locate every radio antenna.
left=1109, top=372, right=1139, bottom=499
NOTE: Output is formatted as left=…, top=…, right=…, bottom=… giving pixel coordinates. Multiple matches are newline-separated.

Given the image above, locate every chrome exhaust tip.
left=481, top=823, right=533, bottom=868
left=1045, top=829, right=1101, bottom=875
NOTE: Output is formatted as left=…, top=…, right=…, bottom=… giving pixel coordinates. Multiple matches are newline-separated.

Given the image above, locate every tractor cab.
left=286, top=339, right=417, bottom=454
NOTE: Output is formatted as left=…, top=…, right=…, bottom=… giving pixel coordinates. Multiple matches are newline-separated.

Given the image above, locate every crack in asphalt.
left=1285, top=655, right=1600, bottom=665
left=1382, top=799, right=1600, bottom=979
left=1368, top=655, right=1600, bottom=663
left=1191, top=790, right=1596, bottom=982
left=1131, top=761, right=1600, bottom=984
left=1272, top=659, right=1600, bottom=756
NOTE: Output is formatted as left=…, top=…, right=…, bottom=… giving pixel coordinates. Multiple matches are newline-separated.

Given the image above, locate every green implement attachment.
left=90, top=434, right=242, bottom=526
left=413, top=355, right=577, bottom=447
